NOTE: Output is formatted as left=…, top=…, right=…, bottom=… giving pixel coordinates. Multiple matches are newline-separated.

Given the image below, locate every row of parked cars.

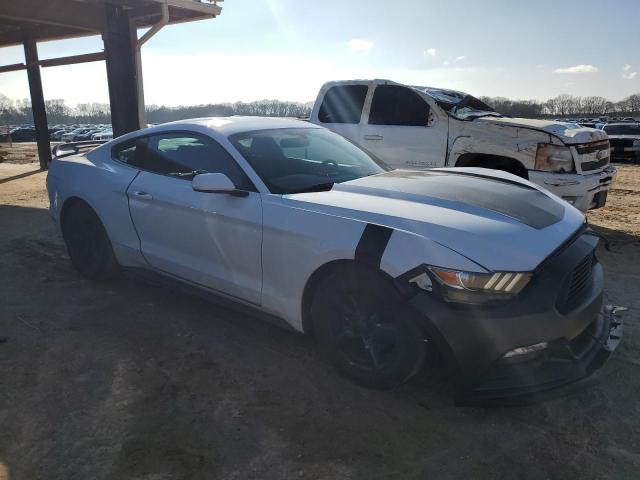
left=556, top=118, right=640, bottom=163
left=556, top=117, right=638, bottom=130
left=3, top=124, right=113, bottom=143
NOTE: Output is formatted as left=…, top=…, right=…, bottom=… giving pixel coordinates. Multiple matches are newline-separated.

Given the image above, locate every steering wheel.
left=312, top=159, right=339, bottom=176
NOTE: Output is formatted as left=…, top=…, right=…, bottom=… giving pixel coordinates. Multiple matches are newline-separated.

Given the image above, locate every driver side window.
left=118, top=132, right=255, bottom=191
left=368, top=85, right=430, bottom=127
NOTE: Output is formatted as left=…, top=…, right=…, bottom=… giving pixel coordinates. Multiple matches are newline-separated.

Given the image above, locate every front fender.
left=447, top=121, right=556, bottom=168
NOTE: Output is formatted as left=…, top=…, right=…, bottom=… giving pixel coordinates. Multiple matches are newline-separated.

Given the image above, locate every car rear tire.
left=61, top=201, right=119, bottom=281
left=311, top=265, right=427, bottom=389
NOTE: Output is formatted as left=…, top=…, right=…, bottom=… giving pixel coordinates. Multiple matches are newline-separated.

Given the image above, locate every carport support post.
left=103, top=4, right=140, bottom=137
left=23, top=39, right=50, bottom=171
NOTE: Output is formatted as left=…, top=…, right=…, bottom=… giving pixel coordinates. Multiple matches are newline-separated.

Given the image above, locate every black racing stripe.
left=355, top=224, right=393, bottom=267
left=345, top=170, right=565, bottom=230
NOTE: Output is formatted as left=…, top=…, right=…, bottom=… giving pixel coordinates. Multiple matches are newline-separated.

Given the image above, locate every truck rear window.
left=318, top=85, right=368, bottom=124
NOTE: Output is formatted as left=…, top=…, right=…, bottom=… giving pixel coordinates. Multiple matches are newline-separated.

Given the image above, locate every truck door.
left=313, top=84, right=369, bottom=145
left=359, top=85, right=447, bottom=169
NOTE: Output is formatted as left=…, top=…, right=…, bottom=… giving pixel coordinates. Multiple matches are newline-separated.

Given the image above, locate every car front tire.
left=311, top=264, right=427, bottom=389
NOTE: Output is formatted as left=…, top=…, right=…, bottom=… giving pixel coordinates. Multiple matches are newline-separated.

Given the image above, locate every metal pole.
left=23, top=39, right=50, bottom=170
left=103, top=3, right=140, bottom=137
left=135, top=0, right=169, bottom=127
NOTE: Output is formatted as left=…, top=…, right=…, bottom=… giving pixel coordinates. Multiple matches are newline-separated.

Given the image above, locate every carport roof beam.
left=0, top=0, right=222, bottom=47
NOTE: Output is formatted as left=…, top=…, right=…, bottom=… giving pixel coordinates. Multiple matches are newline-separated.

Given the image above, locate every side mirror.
left=192, top=173, right=247, bottom=196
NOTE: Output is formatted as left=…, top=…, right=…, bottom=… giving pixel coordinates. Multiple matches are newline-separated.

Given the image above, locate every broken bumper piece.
left=459, top=305, right=624, bottom=406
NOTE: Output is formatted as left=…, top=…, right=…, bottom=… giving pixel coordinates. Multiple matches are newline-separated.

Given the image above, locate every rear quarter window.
left=112, top=138, right=145, bottom=164
left=318, top=85, right=368, bottom=124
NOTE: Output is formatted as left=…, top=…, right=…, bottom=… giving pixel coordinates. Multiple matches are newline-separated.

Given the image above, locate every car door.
left=123, top=131, right=263, bottom=305
left=359, top=84, right=448, bottom=169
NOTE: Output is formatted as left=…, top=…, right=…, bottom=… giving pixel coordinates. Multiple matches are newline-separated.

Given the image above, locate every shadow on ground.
left=1, top=204, right=639, bottom=479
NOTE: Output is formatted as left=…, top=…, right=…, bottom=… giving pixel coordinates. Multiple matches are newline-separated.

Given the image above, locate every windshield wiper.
left=168, top=169, right=207, bottom=178
left=288, top=182, right=334, bottom=194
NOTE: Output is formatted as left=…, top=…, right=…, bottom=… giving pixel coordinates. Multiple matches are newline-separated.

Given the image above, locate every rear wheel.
left=311, top=265, right=427, bottom=389
left=61, top=201, right=119, bottom=280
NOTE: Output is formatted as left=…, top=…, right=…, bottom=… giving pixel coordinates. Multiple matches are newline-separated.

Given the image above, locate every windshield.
left=229, top=128, right=389, bottom=194
left=416, top=87, right=501, bottom=120
left=604, top=124, right=640, bottom=135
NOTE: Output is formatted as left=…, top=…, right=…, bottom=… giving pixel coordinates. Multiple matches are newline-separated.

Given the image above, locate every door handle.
left=133, top=191, right=153, bottom=200
left=363, top=134, right=383, bottom=141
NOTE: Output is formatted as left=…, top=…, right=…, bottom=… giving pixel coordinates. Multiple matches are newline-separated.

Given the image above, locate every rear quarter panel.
left=47, top=145, right=145, bottom=267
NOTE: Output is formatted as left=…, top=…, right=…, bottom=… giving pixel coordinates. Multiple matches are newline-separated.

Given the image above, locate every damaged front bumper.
left=458, top=305, right=623, bottom=406
left=409, top=233, right=624, bottom=405
left=528, top=166, right=616, bottom=211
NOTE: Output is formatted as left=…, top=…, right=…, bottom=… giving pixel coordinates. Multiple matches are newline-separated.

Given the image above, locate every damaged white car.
left=46, top=117, right=623, bottom=404
left=310, top=79, right=616, bottom=211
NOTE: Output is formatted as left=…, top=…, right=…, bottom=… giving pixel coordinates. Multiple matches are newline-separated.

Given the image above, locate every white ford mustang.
left=46, top=117, right=622, bottom=403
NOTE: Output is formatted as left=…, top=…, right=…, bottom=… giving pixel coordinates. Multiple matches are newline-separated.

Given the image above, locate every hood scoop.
left=337, top=170, right=565, bottom=229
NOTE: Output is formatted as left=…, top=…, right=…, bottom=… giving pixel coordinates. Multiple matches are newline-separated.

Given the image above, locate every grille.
left=563, top=253, right=595, bottom=310
left=575, top=140, right=610, bottom=155
left=576, top=140, right=610, bottom=171
left=581, top=157, right=609, bottom=171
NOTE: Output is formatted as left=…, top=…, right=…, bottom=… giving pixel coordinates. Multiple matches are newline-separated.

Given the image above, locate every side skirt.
left=124, top=267, right=300, bottom=334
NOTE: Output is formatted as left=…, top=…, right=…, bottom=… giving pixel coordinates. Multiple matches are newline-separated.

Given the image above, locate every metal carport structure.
left=0, top=0, right=222, bottom=169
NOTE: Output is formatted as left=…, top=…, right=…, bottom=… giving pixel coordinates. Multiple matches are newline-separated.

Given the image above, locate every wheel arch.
left=59, top=196, right=95, bottom=227
left=301, top=259, right=355, bottom=336
left=300, top=258, right=414, bottom=336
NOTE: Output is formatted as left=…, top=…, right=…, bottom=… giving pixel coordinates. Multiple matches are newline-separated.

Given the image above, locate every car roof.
left=140, top=116, right=321, bottom=137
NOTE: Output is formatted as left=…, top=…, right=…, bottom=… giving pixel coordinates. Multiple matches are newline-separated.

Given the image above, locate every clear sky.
left=0, top=0, right=638, bottom=106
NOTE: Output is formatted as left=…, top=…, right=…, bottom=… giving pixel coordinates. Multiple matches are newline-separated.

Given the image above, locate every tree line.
left=0, top=94, right=313, bottom=125
left=1, top=92, right=638, bottom=126
left=479, top=94, right=640, bottom=118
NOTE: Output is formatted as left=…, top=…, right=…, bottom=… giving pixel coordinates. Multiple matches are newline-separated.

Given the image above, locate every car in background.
left=46, top=116, right=623, bottom=404
left=62, top=128, right=94, bottom=142
left=75, top=129, right=103, bottom=141
left=92, top=129, right=113, bottom=140
left=52, top=129, right=73, bottom=141
left=309, top=79, right=616, bottom=211
left=603, top=123, right=640, bottom=162
left=9, top=127, right=37, bottom=142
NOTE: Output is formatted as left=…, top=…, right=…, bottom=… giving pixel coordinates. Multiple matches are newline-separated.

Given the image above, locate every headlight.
left=428, top=267, right=531, bottom=294
left=407, top=266, right=532, bottom=304
left=535, top=144, right=574, bottom=172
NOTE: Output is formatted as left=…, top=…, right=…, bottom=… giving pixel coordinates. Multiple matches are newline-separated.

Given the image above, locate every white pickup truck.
left=309, top=79, right=616, bottom=211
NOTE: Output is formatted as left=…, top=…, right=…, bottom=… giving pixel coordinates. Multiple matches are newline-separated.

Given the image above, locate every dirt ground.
left=1, top=144, right=639, bottom=479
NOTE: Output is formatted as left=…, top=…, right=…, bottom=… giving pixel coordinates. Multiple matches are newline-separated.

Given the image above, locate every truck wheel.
left=311, top=265, right=426, bottom=389
left=61, top=201, right=120, bottom=281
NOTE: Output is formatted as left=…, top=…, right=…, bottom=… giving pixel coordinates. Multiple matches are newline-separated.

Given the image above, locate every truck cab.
left=309, top=79, right=616, bottom=211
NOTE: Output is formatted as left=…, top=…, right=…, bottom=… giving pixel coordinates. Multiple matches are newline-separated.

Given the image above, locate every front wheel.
left=61, top=201, right=120, bottom=281
left=311, top=265, right=427, bottom=389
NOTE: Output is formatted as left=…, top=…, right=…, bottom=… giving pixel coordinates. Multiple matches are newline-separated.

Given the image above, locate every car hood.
left=285, top=168, right=585, bottom=272
left=476, top=117, right=607, bottom=144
